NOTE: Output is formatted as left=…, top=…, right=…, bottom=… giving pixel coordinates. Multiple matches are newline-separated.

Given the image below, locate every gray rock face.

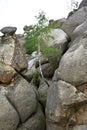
left=44, top=29, right=69, bottom=53
left=62, top=6, right=87, bottom=37
left=69, top=125, right=87, bottom=130
left=46, top=80, right=87, bottom=130
left=0, top=36, right=16, bottom=83
left=72, top=19, right=87, bottom=41
left=79, top=0, right=87, bottom=8
left=38, top=63, right=56, bottom=78
left=0, top=26, right=45, bottom=130
left=55, top=38, right=87, bottom=86
left=7, top=77, right=38, bottom=123
left=38, top=80, right=49, bottom=107
left=0, top=35, right=28, bottom=84
left=0, top=26, right=17, bottom=36
left=0, top=92, right=19, bottom=130
left=17, top=104, right=45, bottom=130
left=12, top=38, right=28, bottom=72
left=37, top=52, right=61, bottom=79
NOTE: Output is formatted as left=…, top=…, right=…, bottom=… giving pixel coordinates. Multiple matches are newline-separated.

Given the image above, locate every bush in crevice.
left=32, top=70, right=40, bottom=87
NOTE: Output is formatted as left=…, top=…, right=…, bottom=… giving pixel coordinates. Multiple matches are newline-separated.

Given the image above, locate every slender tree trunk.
left=38, top=42, right=49, bottom=87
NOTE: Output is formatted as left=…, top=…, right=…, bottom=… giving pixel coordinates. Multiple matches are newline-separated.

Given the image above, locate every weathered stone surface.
left=24, top=69, right=33, bottom=82
left=72, top=19, right=87, bottom=41
left=17, top=104, right=45, bottom=130
left=75, top=104, right=87, bottom=125
left=0, top=36, right=15, bottom=65
left=38, top=63, right=57, bottom=78
left=49, top=18, right=66, bottom=29
left=46, top=80, right=87, bottom=129
left=0, top=35, right=28, bottom=84
left=0, top=62, right=15, bottom=83
left=0, top=26, right=17, bottom=36
left=68, top=36, right=82, bottom=48
left=79, top=0, right=87, bottom=9
left=35, top=57, right=49, bottom=68
left=69, top=125, right=87, bottom=130
left=46, top=80, right=87, bottom=122
left=46, top=121, right=64, bottom=130
left=46, top=81, right=67, bottom=124
left=0, top=36, right=16, bottom=83
left=54, top=38, right=87, bottom=86
left=62, top=6, right=87, bottom=37
left=0, top=92, right=19, bottom=130
left=38, top=80, right=49, bottom=107
left=12, top=38, right=28, bottom=71
left=7, top=77, right=38, bottom=122
left=44, top=29, right=69, bottom=53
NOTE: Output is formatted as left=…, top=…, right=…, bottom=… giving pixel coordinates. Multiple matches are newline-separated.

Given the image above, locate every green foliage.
left=23, top=11, right=61, bottom=60
left=41, top=45, right=62, bottom=62
left=32, top=70, right=40, bottom=87
left=23, top=11, right=51, bottom=54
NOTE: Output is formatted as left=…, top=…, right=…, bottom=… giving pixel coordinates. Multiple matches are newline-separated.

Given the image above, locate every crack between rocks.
left=14, top=67, right=29, bottom=82
left=17, top=111, right=37, bottom=129
left=5, top=94, right=22, bottom=125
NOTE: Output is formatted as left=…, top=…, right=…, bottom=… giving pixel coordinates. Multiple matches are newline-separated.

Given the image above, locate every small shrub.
left=32, top=70, right=40, bottom=87
left=41, top=45, right=62, bottom=62
left=23, top=11, right=62, bottom=61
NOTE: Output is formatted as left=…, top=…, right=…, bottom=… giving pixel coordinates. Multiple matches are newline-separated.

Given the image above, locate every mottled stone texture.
left=46, top=2, right=87, bottom=130
left=0, top=26, right=45, bottom=130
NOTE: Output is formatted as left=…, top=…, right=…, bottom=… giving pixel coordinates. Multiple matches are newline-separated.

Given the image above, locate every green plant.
left=23, top=11, right=61, bottom=83
left=41, top=45, right=62, bottom=62
left=23, top=10, right=61, bottom=59
left=23, top=11, right=52, bottom=54
left=32, top=70, right=40, bottom=87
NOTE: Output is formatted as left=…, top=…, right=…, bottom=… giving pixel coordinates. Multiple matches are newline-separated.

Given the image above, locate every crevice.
left=23, top=111, right=36, bottom=124
left=5, top=94, right=22, bottom=125
left=14, top=67, right=30, bottom=83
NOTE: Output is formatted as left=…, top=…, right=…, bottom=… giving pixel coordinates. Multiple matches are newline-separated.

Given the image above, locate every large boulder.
left=0, top=36, right=16, bottom=83
left=44, top=29, right=69, bottom=53
left=54, top=37, right=87, bottom=86
left=46, top=80, right=87, bottom=130
left=38, top=62, right=58, bottom=78
left=17, top=104, right=45, bottom=130
left=0, top=91, right=19, bottom=130
left=62, top=6, right=87, bottom=37
left=71, top=19, right=87, bottom=41
left=38, top=80, right=50, bottom=108
left=0, top=26, right=17, bottom=36
left=0, top=32, right=28, bottom=84
left=7, top=77, right=38, bottom=123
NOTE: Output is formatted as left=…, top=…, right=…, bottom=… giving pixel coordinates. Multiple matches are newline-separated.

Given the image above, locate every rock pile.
left=0, top=1, right=87, bottom=130
left=0, top=27, right=45, bottom=130
left=46, top=0, right=87, bottom=130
